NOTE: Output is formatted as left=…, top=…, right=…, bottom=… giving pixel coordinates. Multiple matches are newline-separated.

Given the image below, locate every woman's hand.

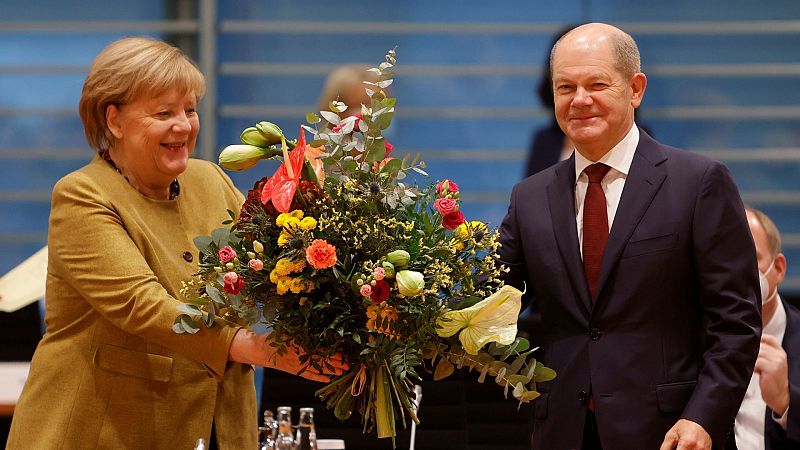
left=228, top=329, right=348, bottom=382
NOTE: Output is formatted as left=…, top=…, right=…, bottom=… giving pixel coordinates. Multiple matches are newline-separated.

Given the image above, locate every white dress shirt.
left=574, top=124, right=639, bottom=257
left=735, top=296, right=788, bottom=450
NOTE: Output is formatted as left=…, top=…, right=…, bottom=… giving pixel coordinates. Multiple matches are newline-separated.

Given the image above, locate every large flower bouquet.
left=174, top=49, right=554, bottom=441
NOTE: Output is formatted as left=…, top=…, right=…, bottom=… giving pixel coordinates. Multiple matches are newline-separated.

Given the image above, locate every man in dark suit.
left=498, top=23, right=762, bottom=450
left=731, top=207, right=800, bottom=449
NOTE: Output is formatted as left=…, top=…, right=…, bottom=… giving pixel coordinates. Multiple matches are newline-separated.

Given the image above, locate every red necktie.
left=582, top=163, right=611, bottom=302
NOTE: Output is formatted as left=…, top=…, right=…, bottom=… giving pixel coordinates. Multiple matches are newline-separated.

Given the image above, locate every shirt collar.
left=574, top=123, right=639, bottom=180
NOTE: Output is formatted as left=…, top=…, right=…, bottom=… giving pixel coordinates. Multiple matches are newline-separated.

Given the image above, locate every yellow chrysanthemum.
left=291, top=259, right=307, bottom=273
left=274, top=258, right=293, bottom=276
left=299, top=217, right=317, bottom=231
left=276, top=280, right=290, bottom=295
left=289, top=210, right=304, bottom=219
left=290, top=277, right=306, bottom=294
left=269, top=269, right=281, bottom=283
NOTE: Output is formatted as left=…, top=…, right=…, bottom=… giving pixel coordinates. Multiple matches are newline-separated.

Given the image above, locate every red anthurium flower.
left=261, top=127, right=307, bottom=213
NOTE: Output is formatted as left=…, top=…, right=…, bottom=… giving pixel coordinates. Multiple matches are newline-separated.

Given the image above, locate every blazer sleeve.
left=48, top=171, right=240, bottom=378
left=498, top=183, right=533, bottom=305
left=680, top=161, right=762, bottom=443
left=765, top=307, right=800, bottom=449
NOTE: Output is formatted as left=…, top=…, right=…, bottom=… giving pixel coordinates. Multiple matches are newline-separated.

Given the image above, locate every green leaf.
left=534, top=364, right=557, bottom=382
left=373, top=111, right=394, bottom=131
left=211, top=227, right=231, bottom=247
left=306, top=112, right=321, bottom=124
left=193, top=235, right=213, bottom=253
left=177, top=303, right=203, bottom=317
left=206, top=285, right=226, bottom=305
left=379, top=158, right=403, bottom=175
left=364, top=138, right=387, bottom=163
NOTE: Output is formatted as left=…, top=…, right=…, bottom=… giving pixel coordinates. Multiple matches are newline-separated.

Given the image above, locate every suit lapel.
left=595, top=132, right=667, bottom=301
left=547, top=156, right=593, bottom=312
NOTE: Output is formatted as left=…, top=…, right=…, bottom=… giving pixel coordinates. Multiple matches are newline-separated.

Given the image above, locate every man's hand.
left=660, top=419, right=712, bottom=450
left=755, top=334, right=790, bottom=415
left=228, top=329, right=349, bottom=382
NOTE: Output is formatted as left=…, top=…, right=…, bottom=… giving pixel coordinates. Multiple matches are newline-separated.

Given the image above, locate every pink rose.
left=384, top=141, right=394, bottom=158
left=442, top=210, right=466, bottom=230
left=218, top=245, right=237, bottom=263
left=436, top=179, right=459, bottom=195
left=223, top=271, right=239, bottom=284
left=434, top=197, right=459, bottom=215
left=249, top=259, right=264, bottom=271
left=360, top=284, right=373, bottom=297
left=372, top=267, right=386, bottom=281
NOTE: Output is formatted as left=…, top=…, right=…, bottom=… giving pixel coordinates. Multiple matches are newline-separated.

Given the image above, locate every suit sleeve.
left=765, top=321, right=800, bottom=448
left=498, top=184, right=533, bottom=305
left=48, top=172, right=239, bottom=378
left=680, top=161, right=762, bottom=443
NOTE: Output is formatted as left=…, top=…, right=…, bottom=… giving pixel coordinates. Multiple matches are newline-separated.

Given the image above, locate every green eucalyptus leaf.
left=206, top=285, right=226, bottom=305
left=211, top=227, right=231, bottom=247
left=306, top=112, right=321, bottom=124
left=177, top=303, right=203, bottom=317
left=193, top=235, right=213, bottom=253
left=534, top=365, right=557, bottom=382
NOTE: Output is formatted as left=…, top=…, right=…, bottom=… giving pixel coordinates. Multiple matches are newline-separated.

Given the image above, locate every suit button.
left=182, top=251, right=193, bottom=262
left=590, top=328, right=601, bottom=340
left=578, top=390, right=588, bottom=405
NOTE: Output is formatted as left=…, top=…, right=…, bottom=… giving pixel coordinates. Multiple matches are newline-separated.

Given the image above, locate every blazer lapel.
left=547, top=156, right=593, bottom=312
left=595, top=132, right=667, bottom=300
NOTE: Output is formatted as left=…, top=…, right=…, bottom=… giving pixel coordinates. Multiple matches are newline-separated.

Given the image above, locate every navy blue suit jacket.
left=499, top=129, right=762, bottom=449
left=764, top=299, right=800, bottom=449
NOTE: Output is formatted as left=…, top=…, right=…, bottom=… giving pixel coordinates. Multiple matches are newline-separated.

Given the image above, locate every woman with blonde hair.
left=7, top=37, right=345, bottom=450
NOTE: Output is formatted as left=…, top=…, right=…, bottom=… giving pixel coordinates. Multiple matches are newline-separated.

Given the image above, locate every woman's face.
left=107, top=88, right=199, bottom=187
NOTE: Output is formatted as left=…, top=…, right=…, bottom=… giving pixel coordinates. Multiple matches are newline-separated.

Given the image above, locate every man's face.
left=746, top=210, right=786, bottom=305
left=551, top=35, right=645, bottom=160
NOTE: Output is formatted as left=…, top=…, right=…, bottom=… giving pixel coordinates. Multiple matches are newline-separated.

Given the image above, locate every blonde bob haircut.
left=79, top=37, right=206, bottom=153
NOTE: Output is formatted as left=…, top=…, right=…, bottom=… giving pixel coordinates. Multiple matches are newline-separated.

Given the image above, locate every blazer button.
left=182, top=251, right=193, bottom=262
left=578, top=390, right=588, bottom=405
left=590, top=328, right=601, bottom=341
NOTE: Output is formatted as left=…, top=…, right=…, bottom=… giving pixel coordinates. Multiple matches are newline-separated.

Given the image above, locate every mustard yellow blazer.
left=8, top=156, right=256, bottom=449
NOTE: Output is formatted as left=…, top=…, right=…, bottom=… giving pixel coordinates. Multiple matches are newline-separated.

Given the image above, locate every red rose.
left=384, top=141, right=394, bottom=157
left=224, top=277, right=245, bottom=295
left=370, top=279, right=390, bottom=304
left=436, top=179, right=460, bottom=195
left=433, top=197, right=459, bottom=215
left=442, top=210, right=466, bottom=230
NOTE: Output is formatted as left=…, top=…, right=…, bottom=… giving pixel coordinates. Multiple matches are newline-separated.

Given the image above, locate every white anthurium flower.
left=436, top=284, right=523, bottom=355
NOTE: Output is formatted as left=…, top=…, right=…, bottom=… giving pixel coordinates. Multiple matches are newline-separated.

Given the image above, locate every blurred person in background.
left=7, top=36, right=344, bottom=450
left=731, top=207, right=800, bottom=450
left=317, top=64, right=378, bottom=116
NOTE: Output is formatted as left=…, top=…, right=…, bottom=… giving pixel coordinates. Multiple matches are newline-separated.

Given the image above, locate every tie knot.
left=584, top=163, right=611, bottom=183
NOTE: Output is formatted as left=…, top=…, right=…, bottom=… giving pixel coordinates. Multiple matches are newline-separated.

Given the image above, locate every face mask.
left=759, top=259, right=776, bottom=305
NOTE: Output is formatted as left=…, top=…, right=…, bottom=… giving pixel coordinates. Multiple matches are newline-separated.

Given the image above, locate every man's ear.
left=106, top=104, right=123, bottom=140
left=775, top=252, right=787, bottom=285
left=630, top=72, right=647, bottom=108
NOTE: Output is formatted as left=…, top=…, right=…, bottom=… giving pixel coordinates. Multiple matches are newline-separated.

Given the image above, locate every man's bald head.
left=550, top=23, right=641, bottom=79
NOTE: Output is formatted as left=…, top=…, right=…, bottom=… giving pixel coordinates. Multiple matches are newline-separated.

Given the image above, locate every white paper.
left=0, top=362, right=30, bottom=405
left=0, top=246, right=47, bottom=313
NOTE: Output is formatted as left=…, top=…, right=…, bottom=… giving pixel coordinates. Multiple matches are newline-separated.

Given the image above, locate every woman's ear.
left=106, top=104, right=123, bottom=140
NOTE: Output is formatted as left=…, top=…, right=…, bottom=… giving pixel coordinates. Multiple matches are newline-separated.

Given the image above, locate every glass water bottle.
left=295, top=407, right=317, bottom=450
left=274, top=406, right=295, bottom=450
left=259, top=409, right=278, bottom=450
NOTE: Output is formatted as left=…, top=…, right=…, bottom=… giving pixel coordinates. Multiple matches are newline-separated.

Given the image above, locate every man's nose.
left=572, top=87, right=593, bottom=107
